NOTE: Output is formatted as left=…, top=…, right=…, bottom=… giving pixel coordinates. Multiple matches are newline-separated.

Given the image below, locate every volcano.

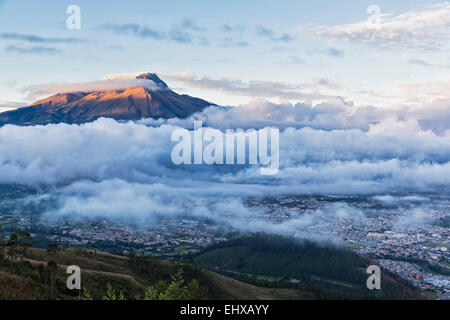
left=0, top=73, right=214, bottom=126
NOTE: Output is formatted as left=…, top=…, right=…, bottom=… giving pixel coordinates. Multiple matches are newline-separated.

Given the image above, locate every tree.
left=160, top=269, right=185, bottom=300
left=7, top=230, right=34, bottom=262
left=0, top=225, right=5, bottom=246
left=142, top=269, right=209, bottom=300
left=0, top=227, right=4, bottom=263
left=47, top=243, right=59, bottom=254
left=103, top=283, right=117, bottom=300
left=184, top=279, right=209, bottom=300
left=81, top=288, right=94, bottom=300
left=102, top=283, right=126, bottom=300
left=47, top=260, right=58, bottom=298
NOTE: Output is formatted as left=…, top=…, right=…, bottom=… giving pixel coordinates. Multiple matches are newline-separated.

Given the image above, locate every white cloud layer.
left=1, top=98, right=449, bottom=235
left=297, top=2, right=450, bottom=49
left=23, top=78, right=163, bottom=100
left=37, top=179, right=371, bottom=240
left=1, top=98, right=449, bottom=189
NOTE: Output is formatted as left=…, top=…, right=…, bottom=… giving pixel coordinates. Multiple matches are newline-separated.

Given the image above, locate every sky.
left=0, top=0, right=449, bottom=109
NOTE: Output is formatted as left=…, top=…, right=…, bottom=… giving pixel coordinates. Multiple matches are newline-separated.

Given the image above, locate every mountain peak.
left=135, top=73, right=168, bottom=89
left=0, top=73, right=215, bottom=126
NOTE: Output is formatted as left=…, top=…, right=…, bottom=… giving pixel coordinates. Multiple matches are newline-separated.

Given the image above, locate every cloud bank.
left=35, top=179, right=370, bottom=240
left=145, top=97, right=450, bottom=135
left=1, top=98, right=450, bottom=189
left=1, top=98, right=449, bottom=235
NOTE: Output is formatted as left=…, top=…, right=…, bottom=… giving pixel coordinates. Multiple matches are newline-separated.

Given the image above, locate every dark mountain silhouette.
left=0, top=73, right=214, bottom=126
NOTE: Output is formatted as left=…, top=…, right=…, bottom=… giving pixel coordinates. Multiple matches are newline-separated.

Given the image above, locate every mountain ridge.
left=0, top=73, right=214, bottom=126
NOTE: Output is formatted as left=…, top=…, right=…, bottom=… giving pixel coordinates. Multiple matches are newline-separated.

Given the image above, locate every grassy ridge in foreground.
left=0, top=246, right=309, bottom=300
left=0, top=233, right=423, bottom=300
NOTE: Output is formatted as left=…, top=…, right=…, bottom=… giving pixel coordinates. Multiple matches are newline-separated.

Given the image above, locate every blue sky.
left=0, top=0, right=449, bottom=107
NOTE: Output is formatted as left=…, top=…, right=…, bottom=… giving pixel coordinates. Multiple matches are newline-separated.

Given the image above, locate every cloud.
left=220, top=24, right=246, bottom=33
left=256, top=25, right=294, bottom=42
left=255, top=25, right=274, bottom=37
left=395, top=80, right=450, bottom=103
left=271, top=33, right=293, bottom=42
left=308, top=47, right=345, bottom=57
left=372, top=195, right=430, bottom=204
left=1, top=97, right=450, bottom=188
left=28, top=177, right=444, bottom=240
left=325, top=47, right=344, bottom=57
left=162, top=73, right=334, bottom=102
left=285, top=56, right=306, bottom=65
left=100, top=21, right=209, bottom=45
left=0, top=32, right=85, bottom=44
left=5, top=45, right=61, bottom=55
left=163, top=72, right=449, bottom=107
left=178, top=97, right=450, bottom=135
left=100, top=23, right=164, bottom=40
left=181, top=18, right=206, bottom=32
left=408, top=58, right=450, bottom=68
left=34, top=178, right=369, bottom=239
left=106, top=44, right=124, bottom=50
left=169, top=28, right=195, bottom=43
left=393, top=207, right=435, bottom=230
left=103, top=72, right=150, bottom=81
left=169, top=25, right=210, bottom=45
left=297, top=3, right=450, bottom=49
left=23, top=78, right=164, bottom=100
left=220, top=38, right=250, bottom=48
left=0, top=101, right=26, bottom=113
left=409, top=58, right=431, bottom=66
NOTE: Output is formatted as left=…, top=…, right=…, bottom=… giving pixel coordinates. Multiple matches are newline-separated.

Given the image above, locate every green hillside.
left=194, top=235, right=422, bottom=300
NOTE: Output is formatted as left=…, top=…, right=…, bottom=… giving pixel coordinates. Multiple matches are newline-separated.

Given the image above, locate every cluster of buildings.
left=12, top=193, right=450, bottom=299
left=379, top=259, right=450, bottom=299
left=250, top=195, right=450, bottom=298
left=18, top=217, right=227, bottom=257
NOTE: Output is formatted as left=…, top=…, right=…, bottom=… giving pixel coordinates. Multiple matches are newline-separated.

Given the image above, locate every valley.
left=1, top=184, right=448, bottom=299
